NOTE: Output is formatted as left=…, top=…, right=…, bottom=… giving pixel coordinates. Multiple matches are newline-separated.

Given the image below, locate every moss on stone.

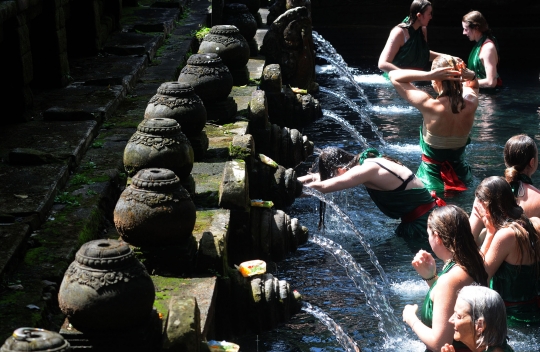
left=228, top=143, right=251, bottom=160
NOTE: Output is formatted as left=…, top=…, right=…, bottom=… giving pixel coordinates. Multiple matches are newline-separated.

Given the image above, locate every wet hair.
left=457, top=285, right=507, bottom=349
left=315, top=147, right=401, bottom=229
left=431, top=55, right=465, bottom=114
left=427, top=205, right=488, bottom=286
left=504, top=134, right=538, bottom=183
left=400, top=0, right=432, bottom=28
left=475, top=176, right=540, bottom=275
left=462, top=11, right=493, bottom=40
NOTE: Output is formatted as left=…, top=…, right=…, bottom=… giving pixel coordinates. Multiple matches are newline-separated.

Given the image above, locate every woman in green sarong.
left=474, top=176, right=540, bottom=324
left=470, top=134, right=540, bottom=241
left=402, top=205, right=488, bottom=352
left=299, top=147, right=444, bottom=242
left=379, top=0, right=443, bottom=78
left=441, top=286, right=514, bottom=352
left=389, top=55, right=479, bottom=194
left=462, top=11, right=502, bottom=88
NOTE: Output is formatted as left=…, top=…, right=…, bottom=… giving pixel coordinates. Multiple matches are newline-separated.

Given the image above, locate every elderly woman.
left=389, top=55, right=479, bottom=193
left=441, top=286, right=514, bottom=352
left=402, top=205, right=488, bottom=351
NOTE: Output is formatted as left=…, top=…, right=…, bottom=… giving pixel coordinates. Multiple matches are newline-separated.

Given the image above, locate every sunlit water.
left=236, top=36, right=540, bottom=351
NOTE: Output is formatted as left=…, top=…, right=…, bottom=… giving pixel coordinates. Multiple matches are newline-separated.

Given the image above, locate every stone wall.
left=0, top=0, right=121, bottom=123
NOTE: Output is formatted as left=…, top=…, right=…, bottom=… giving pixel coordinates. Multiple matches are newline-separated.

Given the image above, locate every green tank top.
left=382, top=25, right=430, bottom=80
left=420, top=261, right=469, bottom=351
left=467, top=35, right=500, bottom=80
left=490, top=261, right=540, bottom=324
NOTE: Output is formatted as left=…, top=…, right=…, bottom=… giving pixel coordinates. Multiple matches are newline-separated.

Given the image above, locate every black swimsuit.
left=370, top=161, right=416, bottom=192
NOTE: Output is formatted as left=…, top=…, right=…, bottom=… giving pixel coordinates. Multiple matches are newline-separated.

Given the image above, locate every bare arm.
left=478, top=41, right=499, bottom=88
left=304, top=164, right=375, bottom=194
left=378, top=27, right=405, bottom=73
left=469, top=197, right=485, bottom=245
left=404, top=274, right=461, bottom=351
left=389, top=68, right=459, bottom=112
left=481, top=228, right=514, bottom=280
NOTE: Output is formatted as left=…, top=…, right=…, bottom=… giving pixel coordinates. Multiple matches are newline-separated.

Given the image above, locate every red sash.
left=401, top=191, right=446, bottom=223
left=421, top=154, right=468, bottom=191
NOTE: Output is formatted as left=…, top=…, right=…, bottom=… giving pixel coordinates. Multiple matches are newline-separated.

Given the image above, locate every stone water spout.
left=261, top=7, right=317, bottom=92
left=267, top=0, right=312, bottom=26
left=258, top=64, right=321, bottom=129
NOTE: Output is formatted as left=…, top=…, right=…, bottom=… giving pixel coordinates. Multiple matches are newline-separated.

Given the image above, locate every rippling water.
left=236, top=46, right=540, bottom=351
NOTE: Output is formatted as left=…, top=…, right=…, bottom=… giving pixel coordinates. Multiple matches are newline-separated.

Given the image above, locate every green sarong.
left=416, top=126, right=472, bottom=193
left=383, top=25, right=430, bottom=80
left=490, top=261, right=540, bottom=324
left=365, top=187, right=434, bottom=240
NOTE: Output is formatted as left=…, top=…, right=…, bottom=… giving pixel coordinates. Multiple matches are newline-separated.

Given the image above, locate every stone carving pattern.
left=123, top=187, right=190, bottom=206
left=148, top=95, right=203, bottom=109
left=181, top=66, right=230, bottom=77
left=128, top=132, right=189, bottom=151
left=203, top=34, right=238, bottom=47
left=64, top=261, right=147, bottom=291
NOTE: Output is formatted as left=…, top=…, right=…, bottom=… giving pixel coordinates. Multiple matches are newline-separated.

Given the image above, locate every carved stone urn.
left=0, top=328, right=70, bottom=351
left=177, top=53, right=233, bottom=104
left=199, top=25, right=250, bottom=69
left=225, top=0, right=260, bottom=16
left=113, top=168, right=196, bottom=246
left=57, top=239, right=155, bottom=331
left=223, top=3, right=258, bottom=42
left=123, top=118, right=194, bottom=181
left=144, top=82, right=207, bottom=137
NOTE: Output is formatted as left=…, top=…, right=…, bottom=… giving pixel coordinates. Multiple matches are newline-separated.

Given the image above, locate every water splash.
left=309, top=235, right=406, bottom=340
left=320, top=87, right=386, bottom=145
left=321, top=109, right=369, bottom=148
left=302, top=301, right=361, bottom=352
left=302, top=187, right=389, bottom=285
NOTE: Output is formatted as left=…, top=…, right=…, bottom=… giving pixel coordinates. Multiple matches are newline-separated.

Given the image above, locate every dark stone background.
left=310, top=0, right=540, bottom=68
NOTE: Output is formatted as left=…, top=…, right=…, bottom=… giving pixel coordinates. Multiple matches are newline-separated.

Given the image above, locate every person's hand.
left=441, top=343, right=456, bottom=352
left=403, top=304, right=419, bottom=324
left=454, top=57, right=466, bottom=71
left=412, top=250, right=437, bottom=279
left=431, top=67, right=461, bottom=81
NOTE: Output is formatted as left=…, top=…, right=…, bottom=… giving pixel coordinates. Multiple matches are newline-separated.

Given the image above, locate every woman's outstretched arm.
left=378, top=27, right=405, bottom=73
left=304, top=164, right=375, bottom=194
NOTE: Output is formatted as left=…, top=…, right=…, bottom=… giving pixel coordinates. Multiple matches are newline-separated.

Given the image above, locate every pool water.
left=235, top=52, right=540, bottom=351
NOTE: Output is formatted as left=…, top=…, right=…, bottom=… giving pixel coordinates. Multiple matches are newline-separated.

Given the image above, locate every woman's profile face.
left=462, top=22, right=477, bottom=41
left=417, top=6, right=432, bottom=26
left=449, top=298, right=475, bottom=343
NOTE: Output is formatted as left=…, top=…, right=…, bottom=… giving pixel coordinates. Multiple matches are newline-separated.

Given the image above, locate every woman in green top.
left=402, top=205, right=488, bottom=352
left=462, top=11, right=502, bottom=88
left=474, top=176, right=540, bottom=324
left=378, top=0, right=443, bottom=76
left=441, top=286, right=514, bottom=352
left=470, top=134, right=540, bottom=241
left=299, top=147, right=444, bottom=242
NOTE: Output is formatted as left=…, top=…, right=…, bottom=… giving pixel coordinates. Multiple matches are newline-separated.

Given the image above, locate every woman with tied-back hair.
left=298, top=147, right=444, bottom=241
left=402, top=205, right=488, bottom=352
left=462, top=11, right=502, bottom=88
left=441, top=285, right=514, bottom=352
left=379, top=0, right=444, bottom=77
left=474, top=176, right=540, bottom=324
left=470, top=134, right=540, bottom=239
left=389, top=55, right=479, bottom=193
